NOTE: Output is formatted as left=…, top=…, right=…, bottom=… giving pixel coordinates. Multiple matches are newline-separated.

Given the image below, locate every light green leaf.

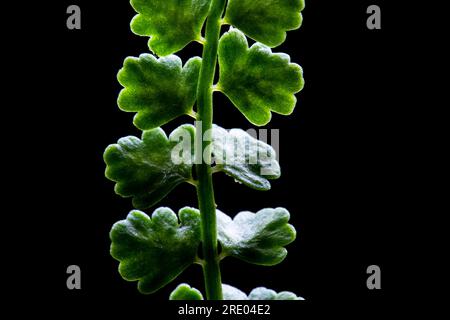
left=222, top=284, right=248, bottom=300
left=224, top=0, right=305, bottom=47
left=110, top=207, right=201, bottom=294
left=130, top=0, right=210, bottom=56
left=104, top=125, right=195, bottom=209
left=218, top=28, right=304, bottom=126
left=104, top=123, right=278, bottom=208
left=222, top=284, right=304, bottom=300
left=170, top=284, right=204, bottom=300
left=248, top=287, right=304, bottom=300
left=170, top=284, right=295, bottom=300
left=117, top=54, right=201, bottom=130
left=217, top=208, right=296, bottom=265
left=212, top=125, right=280, bottom=190
left=168, top=283, right=249, bottom=300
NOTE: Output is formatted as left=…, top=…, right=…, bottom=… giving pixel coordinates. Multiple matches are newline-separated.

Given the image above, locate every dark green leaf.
left=118, top=54, right=201, bottom=130
left=217, top=207, right=296, bottom=265
left=248, top=287, right=304, bottom=300
left=130, top=0, right=210, bottom=56
left=169, top=284, right=204, bottom=300
left=212, top=125, right=280, bottom=190
left=224, top=0, right=305, bottom=47
left=104, top=125, right=195, bottom=209
left=110, top=207, right=201, bottom=294
left=218, top=28, right=304, bottom=126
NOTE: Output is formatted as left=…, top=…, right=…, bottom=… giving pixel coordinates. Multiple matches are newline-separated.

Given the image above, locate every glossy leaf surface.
left=248, top=287, right=304, bottom=300
left=223, top=284, right=303, bottom=300
left=212, top=125, right=280, bottom=190
left=217, top=208, right=296, bottom=265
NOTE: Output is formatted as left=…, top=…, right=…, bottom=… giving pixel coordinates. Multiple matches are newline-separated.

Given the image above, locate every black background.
left=8, top=0, right=420, bottom=316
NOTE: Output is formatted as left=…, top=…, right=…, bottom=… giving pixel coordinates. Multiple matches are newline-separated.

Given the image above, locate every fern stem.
left=195, top=0, right=226, bottom=300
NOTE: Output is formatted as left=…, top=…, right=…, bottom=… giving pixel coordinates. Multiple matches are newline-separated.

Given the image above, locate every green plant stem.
left=195, top=0, right=226, bottom=300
